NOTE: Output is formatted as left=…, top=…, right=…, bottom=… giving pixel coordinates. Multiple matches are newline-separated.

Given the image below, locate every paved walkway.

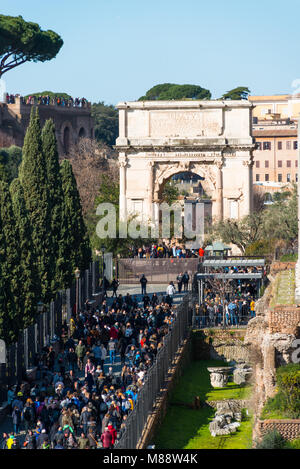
left=0, top=284, right=187, bottom=444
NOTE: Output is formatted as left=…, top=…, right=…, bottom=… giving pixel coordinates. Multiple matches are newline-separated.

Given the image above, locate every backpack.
left=23, top=406, right=33, bottom=421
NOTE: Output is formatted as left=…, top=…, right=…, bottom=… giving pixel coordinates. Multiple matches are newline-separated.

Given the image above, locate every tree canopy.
left=221, top=87, right=250, bottom=100
left=24, top=91, right=71, bottom=100
left=209, top=185, right=297, bottom=256
left=138, top=83, right=211, bottom=101
left=91, top=101, right=119, bottom=146
left=0, top=14, right=63, bottom=77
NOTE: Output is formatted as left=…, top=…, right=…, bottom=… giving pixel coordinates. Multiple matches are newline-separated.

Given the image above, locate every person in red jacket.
left=198, top=247, right=204, bottom=261
left=101, top=427, right=113, bottom=449
left=107, top=423, right=117, bottom=446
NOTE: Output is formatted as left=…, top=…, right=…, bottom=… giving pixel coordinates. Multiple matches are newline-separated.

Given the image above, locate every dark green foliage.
left=91, top=102, right=119, bottom=146
left=161, top=180, right=180, bottom=205
left=276, top=364, right=300, bottom=418
left=256, top=429, right=287, bottom=449
left=0, top=14, right=63, bottom=77
left=60, top=159, right=92, bottom=284
left=24, top=91, right=71, bottom=101
left=221, top=87, right=250, bottom=100
left=0, top=146, right=22, bottom=182
left=0, top=181, right=22, bottom=344
left=10, top=179, right=40, bottom=328
left=42, top=119, right=64, bottom=291
left=139, top=83, right=211, bottom=101
left=0, top=150, right=9, bottom=182
left=262, top=364, right=300, bottom=419
left=19, top=107, right=52, bottom=302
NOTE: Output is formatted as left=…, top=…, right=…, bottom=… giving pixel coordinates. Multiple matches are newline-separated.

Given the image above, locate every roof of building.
left=249, top=95, right=290, bottom=102
left=253, top=129, right=297, bottom=137
left=204, top=241, right=231, bottom=252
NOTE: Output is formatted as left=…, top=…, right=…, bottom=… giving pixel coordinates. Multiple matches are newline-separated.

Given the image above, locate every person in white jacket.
left=166, top=282, right=176, bottom=297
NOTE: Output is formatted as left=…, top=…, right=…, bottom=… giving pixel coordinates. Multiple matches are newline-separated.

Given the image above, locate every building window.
left=265, top=174, right=269, bottom=181
left=286, top=141, right=291, bottom=150
left=296, top=173, right=298, bottom=182
left=255, top=161, right=260, bottom=168
left=256, top=142, right=262, bottom=150
left=287, top=160, right=291, bottom=168
left=265, top=161, right=269, bottom=168
left=294, top=141, right=298, bottom=150
left=278, top=160, right=282, bottom=168
left=256, top=174, right=260, bottom=182
left=278, top=141, right=282, bottom=150
left=296, top=160, right=298, bottom=168
left=263, top=142, right=271, bottom=150
left=287, top=173, right=291, bottom=182
left=278, top=174, right=282, bottom=182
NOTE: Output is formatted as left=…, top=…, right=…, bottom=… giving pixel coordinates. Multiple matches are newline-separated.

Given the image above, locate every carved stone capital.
left=119, top=155, right=128, bottom=168
left=242, top=159, right=253, bottom=168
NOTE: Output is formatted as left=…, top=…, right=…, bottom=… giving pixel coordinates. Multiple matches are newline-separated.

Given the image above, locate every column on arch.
left=243, top=158, right=253, bottom=215
left=215, top=160, right=224, bottom=221
left=147, top=161, right=155, bottom=221
left=119, top=153, right=127, bottom=222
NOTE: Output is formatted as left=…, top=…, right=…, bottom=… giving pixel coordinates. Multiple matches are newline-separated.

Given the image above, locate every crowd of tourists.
left=1, top=292, right=178, bottom=449
left=132, top=244, right=204, bottom=259
left=5, top=93, right=89, bottom=108
left=194, top=278, right=258, bottom=328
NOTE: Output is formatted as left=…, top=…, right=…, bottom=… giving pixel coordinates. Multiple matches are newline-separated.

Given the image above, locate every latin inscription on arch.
left=149, top=109, right=223, bottom=138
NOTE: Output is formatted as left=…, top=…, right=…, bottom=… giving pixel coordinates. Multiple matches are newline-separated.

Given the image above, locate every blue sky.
left=1, top=0, right=300, bottom=105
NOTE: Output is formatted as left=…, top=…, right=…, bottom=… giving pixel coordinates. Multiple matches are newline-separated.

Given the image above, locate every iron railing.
left=114, top=295, right=192, bottom=449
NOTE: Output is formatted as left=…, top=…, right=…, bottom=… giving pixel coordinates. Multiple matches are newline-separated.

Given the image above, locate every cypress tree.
left=41, top=118, right=64, bottom=292
left=60, top=159, right=92, bottom=286
left=19, top=107, right=53, bottom=303
left=10, top=178, right=41, bottom=328
left=0, top=180, right=22, bottom=344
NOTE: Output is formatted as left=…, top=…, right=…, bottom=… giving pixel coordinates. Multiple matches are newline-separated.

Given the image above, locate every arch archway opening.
left=158, top=170, right=212, bottom=203
left=78, top=127, right=86, bottom=139
left=63, top=126, right=71, bottom=154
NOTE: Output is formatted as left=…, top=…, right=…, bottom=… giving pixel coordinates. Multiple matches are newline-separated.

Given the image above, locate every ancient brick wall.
left=269, top=307, right=300, bottom=334
left=270, top=262, right=297, bottom=275
left=257, top=419, right=300, bottom=441
left=0, top=98, right=94, bottom=156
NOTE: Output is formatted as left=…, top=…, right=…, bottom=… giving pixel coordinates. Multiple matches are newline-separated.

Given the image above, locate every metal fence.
left=114, top=294, right=192, bottom=449
left=191, top=314, right=256, bottom=329
left=0, top=260, right=102, bottom=403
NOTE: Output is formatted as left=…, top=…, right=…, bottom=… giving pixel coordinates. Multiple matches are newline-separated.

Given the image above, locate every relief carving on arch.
left=153, top=160, right=217, bottom=199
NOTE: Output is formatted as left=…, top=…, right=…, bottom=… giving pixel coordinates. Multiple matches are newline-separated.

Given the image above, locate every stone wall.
left=270, top=262, right=297, bottom=275
left=0, top=98, right=94, bottom=156
left=257, top=419, right=300, bottom=441
left=193, top=329, right=250, bottom=363
left=269, top=307, right=300, bottom=334
left=206, top=399, right=250, bottom=410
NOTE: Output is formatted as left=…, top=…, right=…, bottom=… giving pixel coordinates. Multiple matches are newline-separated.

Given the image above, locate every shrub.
left=262, top=364, right=300, bottom=419
left=276, top=364, right=300, bottom=418
left=256, top=429, right=287, bottom=449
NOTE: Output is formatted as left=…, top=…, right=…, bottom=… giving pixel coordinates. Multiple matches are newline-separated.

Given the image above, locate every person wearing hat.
left=12, top=405, right=22, bottom=435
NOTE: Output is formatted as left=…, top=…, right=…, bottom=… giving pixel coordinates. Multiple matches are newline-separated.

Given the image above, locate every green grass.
left=170, top=360, right=251, bottom=403
left=153, top=360, right=253, bottom=449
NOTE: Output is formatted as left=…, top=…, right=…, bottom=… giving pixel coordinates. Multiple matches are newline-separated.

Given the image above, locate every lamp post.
left=101, top=246, right=106, bottom=296
left=74, top=267, right=80, bottom=315
left=37, top=301, right=44, bottom=314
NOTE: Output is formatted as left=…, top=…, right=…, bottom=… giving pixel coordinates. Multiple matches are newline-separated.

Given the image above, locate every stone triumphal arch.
left=115, top=100, right=255, bottom=223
